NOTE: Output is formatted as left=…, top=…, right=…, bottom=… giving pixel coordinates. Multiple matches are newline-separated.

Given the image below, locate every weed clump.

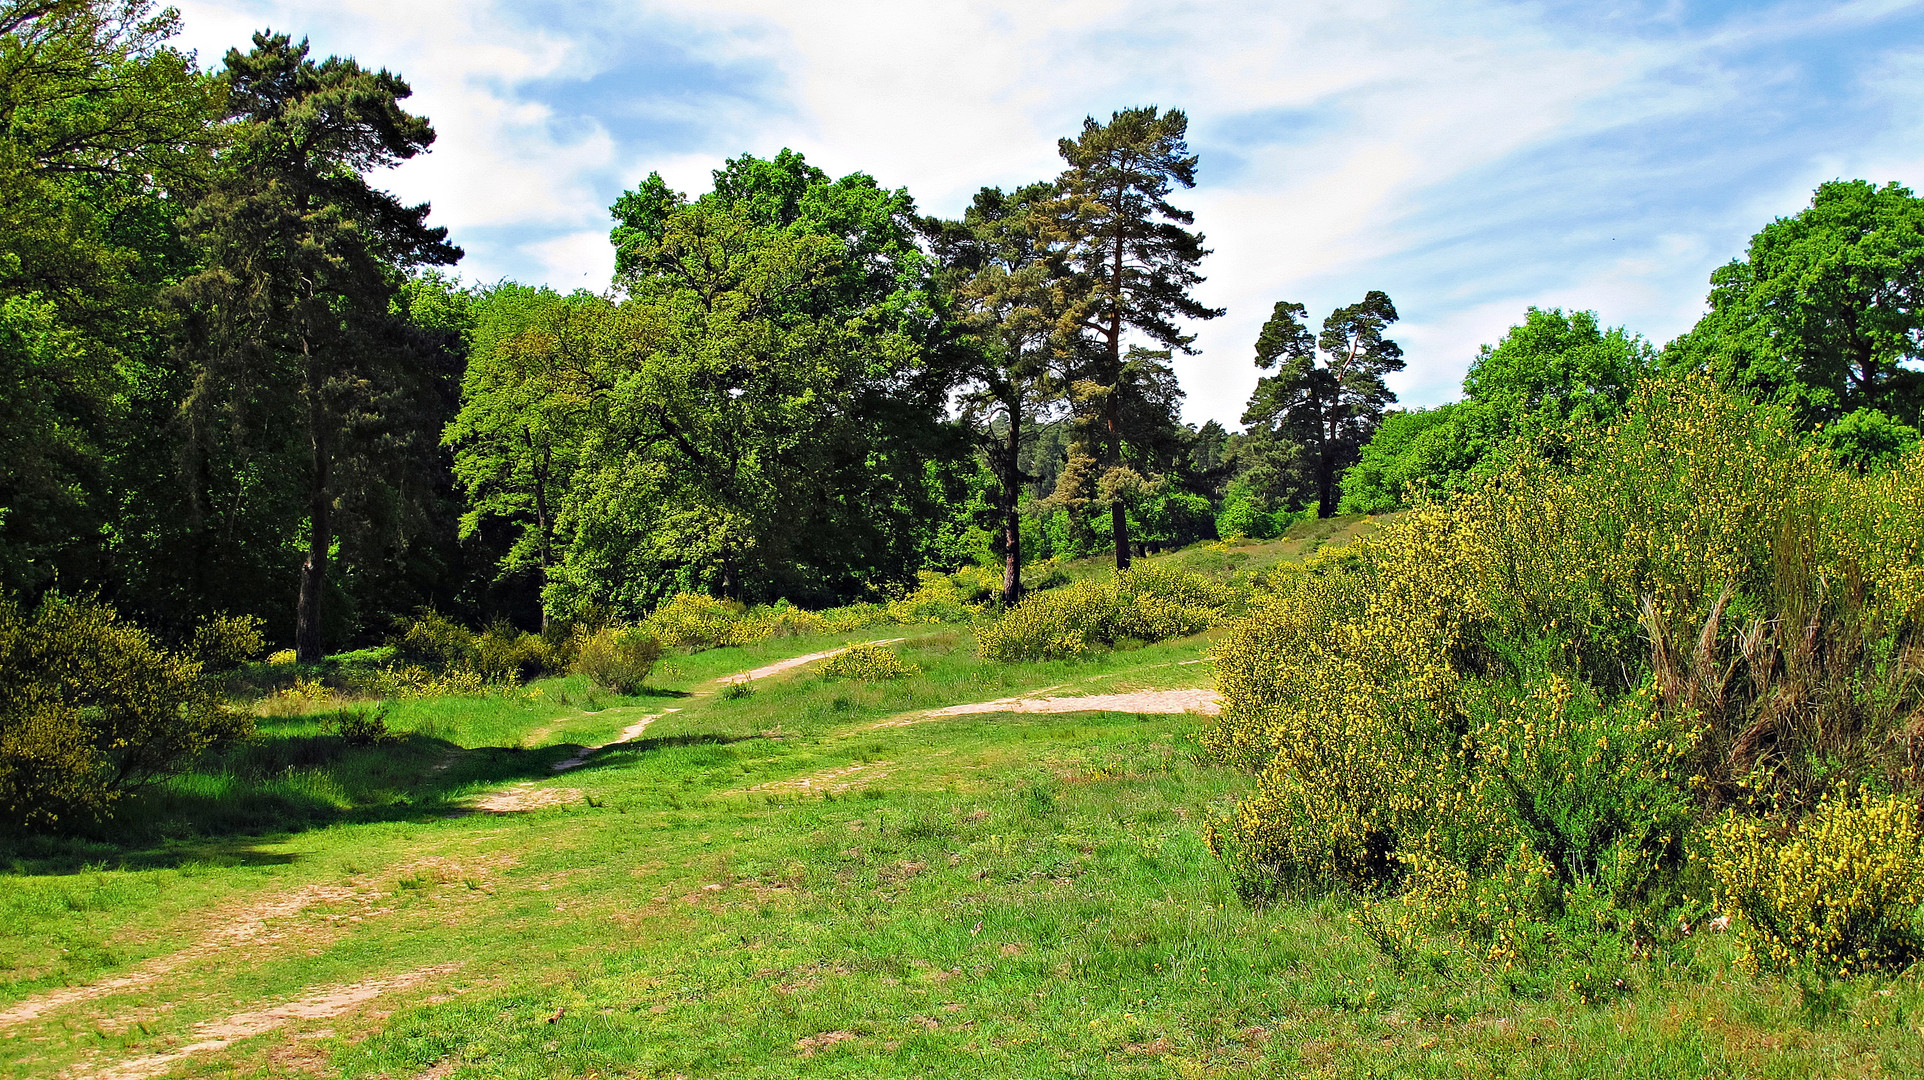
left=977, top=565, right=1234, bottom=661
left=820, top=643, right=916, bottom=681
left=320, top=704, right=396, bottom=746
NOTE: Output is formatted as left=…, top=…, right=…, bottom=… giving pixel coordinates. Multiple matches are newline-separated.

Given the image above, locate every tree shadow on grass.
left=558, top=733, right=754, bottom=775
left=0, top=730, right=585, bottom=875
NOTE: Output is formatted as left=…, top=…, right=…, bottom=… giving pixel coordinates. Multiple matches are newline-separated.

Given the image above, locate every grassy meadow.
left=4, top=531, right=1923, bottom=1079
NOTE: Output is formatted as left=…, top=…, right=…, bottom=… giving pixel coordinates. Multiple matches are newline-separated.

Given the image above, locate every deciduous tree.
left=1666, top=180, right=1924, bottom=426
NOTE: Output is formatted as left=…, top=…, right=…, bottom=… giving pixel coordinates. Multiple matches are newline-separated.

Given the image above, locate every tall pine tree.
left=1241, top=292, right=1403, bottom=518
left=1047, top=106, right=1219, bottom=569
left=175, top=32, right=459, bottom=660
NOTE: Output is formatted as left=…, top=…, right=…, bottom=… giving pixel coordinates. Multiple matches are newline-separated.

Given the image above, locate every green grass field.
left=4, top=536, right=1923, bottom=1078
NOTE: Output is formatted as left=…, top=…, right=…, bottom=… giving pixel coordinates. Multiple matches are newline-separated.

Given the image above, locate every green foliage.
left=569, top=628, right=661, bottom=694
left=1708, top=790, right=1924, bottom=975
left=0, top=593, right=251, bottom=831
left=0, top=1, right=215, bottom=596
left=1337, top=308, right=1653, bottom=513
left=548, top=151, right=966, bottom=615
left=977, top=565, right=1234, bottom=661
left=819, top=643, right=917, bottom=681
left=1241, top=292, right=1404, bottom=518
left=1664, top=179, right=1924, bottom=426
left=1205, top=377, right=1924, bottom=973
left=1817, top=407, right=1920, bottom=473
left=1214, top=478, right=1307, bottom=539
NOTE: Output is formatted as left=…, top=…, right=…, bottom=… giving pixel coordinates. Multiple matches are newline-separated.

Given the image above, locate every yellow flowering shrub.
left=1205, top=377, right=1924, bottom=972
left=819, top=643, right=917, bottom=681
left=977, top=565, right=1235, bottom=662
left=1707, top=791, right=1924, bottom=975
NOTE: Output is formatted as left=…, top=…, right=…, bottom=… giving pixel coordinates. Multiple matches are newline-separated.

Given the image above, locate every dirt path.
left=0, top=883, right=368, bottom=1028
left=70, top=964, right=460, bottom=1080
left=715, top=639, right=905, bottom=686
left=549, top=707, right=681, bottom=772
left=875, top=688, right=1221, bottom=729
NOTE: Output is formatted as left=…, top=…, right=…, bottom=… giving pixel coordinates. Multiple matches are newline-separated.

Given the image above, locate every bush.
left=820, top=643, right=917, bottom=681
left=471, top=622, right=553, bottom=682
left=391, top=611, right=554, bottom=684
left=346, top=664, right=488, bottom=701
left=320, top=704, right=396, bottom=746
left=0, top=594, right=252, bottom=832
left=1202, top=378, right=1924, bottom=971
left=395, top=609, right=476, bottom=670
left=1708, top=791, right=1924, bottom=975
left=977, top=565, right=1235, bottom=662
left=643, top=594, right=777, bottom=650
left=641, top=581, right=984, bottom=653
left=884, top=571, right=985, bottom=624
left=571, top=627, right=662, bottom=693
left=189, top=613, right=266, bottom=672
left=266, top=648, right=297, bottom=666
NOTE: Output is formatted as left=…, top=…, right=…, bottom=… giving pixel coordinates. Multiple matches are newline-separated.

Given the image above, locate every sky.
left=169, top=0, right=1924, bottom=426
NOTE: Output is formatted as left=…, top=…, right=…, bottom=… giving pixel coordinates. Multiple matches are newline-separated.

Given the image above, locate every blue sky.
left=171, top=0, right=1924, bottom=425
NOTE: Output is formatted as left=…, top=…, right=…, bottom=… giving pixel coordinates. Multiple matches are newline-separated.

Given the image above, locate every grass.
left=3, top=556, right=1923, bottom=1077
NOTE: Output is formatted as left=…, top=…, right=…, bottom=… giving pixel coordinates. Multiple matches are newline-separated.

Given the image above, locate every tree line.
left=7, top=0, right=1924, bottom=659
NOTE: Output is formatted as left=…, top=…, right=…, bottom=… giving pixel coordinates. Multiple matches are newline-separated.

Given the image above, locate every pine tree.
left=175, top=32, right=459, bottom=660
left=1047, top=106, right=1220, bottom=569
left=1241, top=292, right=1404, bottom=518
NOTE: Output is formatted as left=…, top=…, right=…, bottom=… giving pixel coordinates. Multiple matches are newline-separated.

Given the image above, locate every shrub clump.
left=570, top=627, right=662, bottom=694
left=0, top=595, right=253, bottom=832
left=819, top=643, right=917, bottom=681
left=1707, top=790, right=1924, bottom=976
left=320, top=704, right=396, bottom=746
left=1202, top=378, right=1924, bottom=974
left=393, top=611, right=553, bottom=682
left=976, top=565, right=1235, bottom=662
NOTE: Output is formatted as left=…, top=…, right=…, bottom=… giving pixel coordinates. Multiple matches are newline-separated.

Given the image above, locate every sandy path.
left=715, top=639, right=905, bottom=686
left=875, top=688, right=1221, bottom=729
left=71, top=964, right=460, bottom=1080
left=550, top=707, right=680, bottom=772
left=0, top=883, right=371, bottom=1028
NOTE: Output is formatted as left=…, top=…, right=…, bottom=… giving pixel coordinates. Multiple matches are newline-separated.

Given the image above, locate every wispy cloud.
left=171, top=0, right=1924, bottom=423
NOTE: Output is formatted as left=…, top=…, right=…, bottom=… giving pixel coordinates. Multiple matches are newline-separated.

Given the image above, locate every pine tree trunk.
left=296, top=417, right=330, bottom=663
left=1001, top=404, right=1023, bottom=607
left=1317, top=412, right=1336, bottom=519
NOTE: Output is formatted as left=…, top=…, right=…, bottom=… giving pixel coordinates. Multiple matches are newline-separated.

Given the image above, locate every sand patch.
left=468, top=785, right=583, bottom=813
left=71, top=965, right=460, bottom=1080
left=716, top=639, right=905, bottom=686
left=795, top=1030, right=857, bottom=1057
left=739, top=761, right=897, bottom=796
left=874, top=689, right=1220, bottom=729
